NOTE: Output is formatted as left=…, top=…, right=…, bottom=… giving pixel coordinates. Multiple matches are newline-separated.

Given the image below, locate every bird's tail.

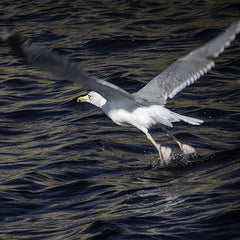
left=172, top=112, right=204, bottom=125
left=149, top=106, right=203, bottom=127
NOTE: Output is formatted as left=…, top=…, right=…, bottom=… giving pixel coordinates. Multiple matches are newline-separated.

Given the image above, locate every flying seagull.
left=2, top=20, right=240, bottom=161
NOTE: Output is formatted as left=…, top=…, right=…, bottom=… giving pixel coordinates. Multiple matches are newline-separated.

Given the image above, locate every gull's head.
left=77, top=91, right=106, bottom=108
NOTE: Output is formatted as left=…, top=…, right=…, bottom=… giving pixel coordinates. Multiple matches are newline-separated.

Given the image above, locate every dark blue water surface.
left=0, top=1, right=240, bottom=239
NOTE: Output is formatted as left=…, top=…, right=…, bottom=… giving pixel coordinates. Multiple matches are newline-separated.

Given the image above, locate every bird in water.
left=2, top=20, right=240, bottom=162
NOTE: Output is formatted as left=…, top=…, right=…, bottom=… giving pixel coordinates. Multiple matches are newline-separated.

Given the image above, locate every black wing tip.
left=1, top=27, right=16, bottom=41
left=1, top=27, right=27, bottom=59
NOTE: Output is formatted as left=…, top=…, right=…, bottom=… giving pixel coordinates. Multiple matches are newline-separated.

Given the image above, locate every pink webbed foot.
left=158, top=145, right=172, bottom=161
left=176, top=141, right=196, bottom=154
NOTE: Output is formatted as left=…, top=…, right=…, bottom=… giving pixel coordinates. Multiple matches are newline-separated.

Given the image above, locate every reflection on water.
left=0, top=0, right=240, bottom=239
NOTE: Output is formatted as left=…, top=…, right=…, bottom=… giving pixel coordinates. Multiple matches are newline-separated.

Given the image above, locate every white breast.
left=106, top=105, right=174, bottom=133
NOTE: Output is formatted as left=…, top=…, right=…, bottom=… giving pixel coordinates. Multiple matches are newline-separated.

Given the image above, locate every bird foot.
left=158, top=145, right=172, bottom=161
left=176, top=141, right=196, bottom=154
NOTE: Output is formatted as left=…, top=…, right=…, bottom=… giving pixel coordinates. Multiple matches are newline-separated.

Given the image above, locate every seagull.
left=2, top=20, right=240, bottom=161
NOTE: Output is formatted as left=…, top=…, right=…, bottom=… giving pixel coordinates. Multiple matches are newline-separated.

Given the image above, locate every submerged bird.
left=2, top=20, right=240, bottom=161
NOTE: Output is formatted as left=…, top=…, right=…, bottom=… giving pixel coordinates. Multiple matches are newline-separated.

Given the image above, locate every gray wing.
left=133, top=20, right=240, bottom=106
left=2, top=28, right=136, bottom=108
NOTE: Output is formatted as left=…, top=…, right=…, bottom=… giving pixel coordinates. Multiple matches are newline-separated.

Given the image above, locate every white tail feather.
left=173, top=112, right=204, bottom=125
left=148, top=105, right=203, bottom=127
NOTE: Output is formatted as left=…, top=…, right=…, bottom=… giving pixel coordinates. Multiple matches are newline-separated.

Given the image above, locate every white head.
left=77, top=91, right=106, bottom=108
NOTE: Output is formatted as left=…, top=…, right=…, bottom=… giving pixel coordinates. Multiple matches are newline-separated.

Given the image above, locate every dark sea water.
left=0, top=1, right=240, bottom=239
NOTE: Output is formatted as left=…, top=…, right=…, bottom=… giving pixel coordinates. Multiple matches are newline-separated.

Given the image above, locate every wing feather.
left=133, top=20, right=240, bottom=106
left=2, top=28, right=136, bottom=108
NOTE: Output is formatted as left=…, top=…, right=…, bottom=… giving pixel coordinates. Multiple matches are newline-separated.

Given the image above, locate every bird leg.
left=146, top=132, right=172, bottom=161
left=165, top=130, right=196, bottom=154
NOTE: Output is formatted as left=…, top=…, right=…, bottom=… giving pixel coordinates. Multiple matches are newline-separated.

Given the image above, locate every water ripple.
left=0, top=0, right=240, bottom=239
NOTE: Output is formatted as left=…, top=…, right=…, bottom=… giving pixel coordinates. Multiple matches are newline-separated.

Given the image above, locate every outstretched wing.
left=2, top=28, right=136, bottom=108
left=133, top=20, right=240, bottom=106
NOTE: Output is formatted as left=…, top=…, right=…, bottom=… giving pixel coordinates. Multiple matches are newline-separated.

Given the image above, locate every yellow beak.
left=77, top=96, right=86, bottom=103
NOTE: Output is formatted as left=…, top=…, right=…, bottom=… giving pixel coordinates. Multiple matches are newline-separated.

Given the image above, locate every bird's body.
left=3, top=20, right=240, bottom=161
left=108, top=105, right=169, bottom=130
left=78, top=91, right=203, bottom=160
left=78, top=91, right=202, bottom=130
